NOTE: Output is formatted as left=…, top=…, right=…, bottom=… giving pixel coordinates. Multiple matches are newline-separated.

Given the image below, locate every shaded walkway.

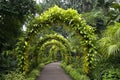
left=37, top=62, right=72, bottom=80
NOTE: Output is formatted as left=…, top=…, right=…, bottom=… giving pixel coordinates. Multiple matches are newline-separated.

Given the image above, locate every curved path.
left=37, top=62, right=72, bottom=80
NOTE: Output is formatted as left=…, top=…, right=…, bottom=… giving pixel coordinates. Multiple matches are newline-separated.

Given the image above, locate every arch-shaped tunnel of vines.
left=39, top=39, right=70, bottom=62
left=34, top=33, right=72, bottom=64
left=17, top=6, right=97, bottom=75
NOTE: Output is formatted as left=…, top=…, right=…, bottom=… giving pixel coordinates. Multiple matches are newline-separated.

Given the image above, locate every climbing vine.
left=17, top=33, right=72, bottom=74
left=39, top=39, right=70, bottom=63
left=17, top=6, right=97, bottom=75
left=37, top=33, right=71, bottom=50
left=49, top=45, right=61, bottom=61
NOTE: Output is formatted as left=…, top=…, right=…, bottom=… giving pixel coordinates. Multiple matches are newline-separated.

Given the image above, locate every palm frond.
left=99, top=22, right=120, bottom=58
left=108, top=44, right=120, bottom=56
left=114, top=28, right=120, bottom=41
left=98, top=37, right=111, bottom=55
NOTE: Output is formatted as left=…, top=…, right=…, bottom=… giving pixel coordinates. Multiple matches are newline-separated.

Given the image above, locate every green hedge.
left=25, top=63, right=45, bottom=80
left=61, top=62, right=90, bottom=80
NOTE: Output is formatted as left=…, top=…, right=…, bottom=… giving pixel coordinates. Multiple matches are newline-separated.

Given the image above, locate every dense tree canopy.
left=0, top=0, right=37, bottom=77
left=39, top=0, right=97, bottom=13
left=0, top=0, right=36, bottom=52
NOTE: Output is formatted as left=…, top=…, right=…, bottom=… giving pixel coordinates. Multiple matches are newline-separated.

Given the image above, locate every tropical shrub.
left=4, top=71, right=25, bottom=80
left=61, top=62, right=90, bottom=80
left=26, top=63, right=45, bottom=80
left=0, top=50, right=17, bottom=76
left=98, top=22, right=120, bottom=57
left=102, top=68, right=120, bottom=80
left=92, top=22, right=120, bottom=79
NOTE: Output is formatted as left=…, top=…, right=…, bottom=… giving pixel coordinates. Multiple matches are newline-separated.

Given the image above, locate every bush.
left=65, top=65, right=73, bottom=73
left=69, top=70, right=90, bottom=80
left=26, top=63, right=45, bottom=80
left=102, top=68, right=120, bottom=80
left=61, top=63, right=90, bottom=80
left=91, top=54, right=120, bottom=80
left=4, top=71, right=25, bottom=80
left=0, top=73, right=5, bottom=80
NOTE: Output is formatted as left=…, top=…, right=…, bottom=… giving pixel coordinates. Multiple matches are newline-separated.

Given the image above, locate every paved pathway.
left=37, top=62, right=72, bottom=80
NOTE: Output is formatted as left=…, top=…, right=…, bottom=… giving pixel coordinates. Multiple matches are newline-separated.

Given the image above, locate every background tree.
left=0, top=0, right=37, bottom=76
left=38, top=0, right=120, bottom=36
left=0, top=0, right=37, bottom=52
left=83, top=0, right=120, bottom=36
left=39, top=0, right=97, bottom=13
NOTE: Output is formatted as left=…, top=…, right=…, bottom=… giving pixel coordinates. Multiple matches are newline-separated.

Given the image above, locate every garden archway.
left=37, top=33, right=71, bottom=52
left=39, top=39, right=70, bottom=63
left=20, top=6, right=97, bottom=74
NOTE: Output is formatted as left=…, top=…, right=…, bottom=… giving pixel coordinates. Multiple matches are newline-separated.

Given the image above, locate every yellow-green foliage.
left=36, top=33, right=72, bottom=62
left=61, top=63, right=90, bottom=80
left=91, top=22, right=120, bottom=80
left=37, top=33, right=71, bottom=50
left=40, top=39, right=70, bottom=63
left=17, top=6, right=97, bottom=75
left=99, top=22, right=120, bottom=57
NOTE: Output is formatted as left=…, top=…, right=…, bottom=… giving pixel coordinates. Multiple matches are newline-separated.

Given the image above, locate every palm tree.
left=99, top=22, right=120, bottom=57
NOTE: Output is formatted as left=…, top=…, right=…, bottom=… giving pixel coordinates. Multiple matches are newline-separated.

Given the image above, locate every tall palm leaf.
left=99, top=22, right=120, bottom=57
